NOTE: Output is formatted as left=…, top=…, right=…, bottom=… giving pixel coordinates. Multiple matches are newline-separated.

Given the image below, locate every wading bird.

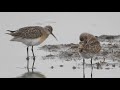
left=6, top=25, right=57, bottom=72
left=78, top=33, right=101, bottom=78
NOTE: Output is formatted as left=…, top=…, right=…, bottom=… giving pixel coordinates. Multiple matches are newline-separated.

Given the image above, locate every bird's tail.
left=6, top=30, right=15, bottom=35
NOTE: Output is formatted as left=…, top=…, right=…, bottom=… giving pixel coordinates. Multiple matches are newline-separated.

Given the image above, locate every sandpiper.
left=6, top=25, right=57, bottom=72
left=78, top=33, right=101, bottom=78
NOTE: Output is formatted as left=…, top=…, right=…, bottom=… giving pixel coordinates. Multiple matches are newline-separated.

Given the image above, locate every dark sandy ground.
left=39, top=38, right=120, bottom=70
left=16, top=36, right=120, bottom=78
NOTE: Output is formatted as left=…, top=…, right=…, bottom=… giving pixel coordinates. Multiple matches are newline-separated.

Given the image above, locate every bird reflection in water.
left=17, top=72, right=46, bottom=78
left=16, top=66, right=46, bottom=78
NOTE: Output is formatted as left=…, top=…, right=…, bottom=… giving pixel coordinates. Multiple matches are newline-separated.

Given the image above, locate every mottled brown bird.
left=78, top=33, right=101, bottom=78
left=7, top=25, right=57, bottom=72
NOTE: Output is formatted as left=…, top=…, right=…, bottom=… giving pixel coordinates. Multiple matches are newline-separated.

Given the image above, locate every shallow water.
left=1, top=12, right=120, bottom=78
left=1, top=30, right=120, bottom=78
left=1, top=46, right=120, bottom=78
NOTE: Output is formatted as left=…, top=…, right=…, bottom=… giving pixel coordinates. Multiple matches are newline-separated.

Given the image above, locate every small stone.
left=60, top=65, right=64, bottom=67
left=72, top=66, right=76, bottom=70
left=112, top=64, right=115, bottom=67
left=105, top=68, right=110, bottom=70
left=50, top=66, right=54, bottom=69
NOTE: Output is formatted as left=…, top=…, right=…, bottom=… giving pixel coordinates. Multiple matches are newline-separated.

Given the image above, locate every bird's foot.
left=32, top=67, right=36, bottom=72
left=33, top=56, right=36, bottom=60
left=32, top=67, right=36, bottom=69
left=24, top=67, right=36, bottom=69
left=26, top=57, right=30, bottom=61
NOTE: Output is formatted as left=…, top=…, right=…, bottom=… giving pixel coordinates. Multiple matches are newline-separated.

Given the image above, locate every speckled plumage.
left=79, top=33, right=101, bottom=58
left=79, top=33, right=101, bottom=78
left=80, top=33, right=97, bottom=43
left=7, top=26, right=54, bottom=46
left=8, top=26, right=43, bottom=39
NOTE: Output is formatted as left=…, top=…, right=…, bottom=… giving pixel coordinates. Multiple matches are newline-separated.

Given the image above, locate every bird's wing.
left=11, top=26, right=43, bottom=39
left=88, top=40, right=101, bottom=53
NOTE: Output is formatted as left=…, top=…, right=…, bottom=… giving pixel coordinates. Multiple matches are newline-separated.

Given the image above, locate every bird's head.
left=44, top=25, right=58, bottom=41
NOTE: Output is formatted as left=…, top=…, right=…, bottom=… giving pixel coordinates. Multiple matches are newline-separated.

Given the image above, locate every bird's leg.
left=83, top=58, right=85, bottom=78
left=26, top=47, right=29, bottom=72
left=32, top=46, right=36, bottom=72
left=103, top=57, right=105, bottom=62
left=91, top=58, right=93, bottom=78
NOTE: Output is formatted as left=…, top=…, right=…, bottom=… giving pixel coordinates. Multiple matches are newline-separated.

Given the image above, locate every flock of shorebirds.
left=6, top=25, right=101, bottom=78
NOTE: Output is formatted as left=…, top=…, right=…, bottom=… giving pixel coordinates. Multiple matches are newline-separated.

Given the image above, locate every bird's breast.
left=21, top=34, right=49, bottom=46
left=81, top=52, right=94, bottom=59
left=39, top=34, right=49, bottom=44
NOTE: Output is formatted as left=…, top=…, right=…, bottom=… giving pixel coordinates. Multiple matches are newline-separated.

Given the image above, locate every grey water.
left=1, top=12, right=120, bottom=78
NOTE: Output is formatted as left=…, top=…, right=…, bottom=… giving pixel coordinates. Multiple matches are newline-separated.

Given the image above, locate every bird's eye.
left=80, top=38, right=83, bottom=41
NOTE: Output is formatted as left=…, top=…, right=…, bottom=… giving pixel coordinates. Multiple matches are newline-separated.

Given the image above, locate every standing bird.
left=78, top=33, right=101, bottom=78
left=6, top=25, right=57, bottom=72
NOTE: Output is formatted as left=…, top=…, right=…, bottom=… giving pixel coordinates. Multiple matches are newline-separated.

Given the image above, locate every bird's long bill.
left=51, top=33, right=58, bottom=41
